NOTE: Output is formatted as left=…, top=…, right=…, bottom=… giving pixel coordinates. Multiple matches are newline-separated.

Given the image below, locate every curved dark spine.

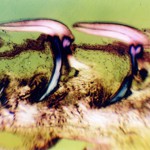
left=31, top=36, right=63, bottom=101
left=102, top=45, right=143, bottom=107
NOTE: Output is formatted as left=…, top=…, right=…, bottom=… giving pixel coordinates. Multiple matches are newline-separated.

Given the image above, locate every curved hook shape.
left=39, top=36, right=62, bottom=101
left=102, top=75, right=133, bottom=107
left=103, top=45, right=143, bottom=106
left=0, top=19, right=74, bottom=41
left=0, top=19, right=75, bottom=101
left=73, top=22, right=149, bottom=46
left=0, top=19, right=89, bottom=70
left=73, top=22, right=146, bottom=106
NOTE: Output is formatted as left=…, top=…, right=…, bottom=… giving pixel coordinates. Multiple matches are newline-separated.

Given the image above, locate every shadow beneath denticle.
left=0, top=33, right=149, bottom=110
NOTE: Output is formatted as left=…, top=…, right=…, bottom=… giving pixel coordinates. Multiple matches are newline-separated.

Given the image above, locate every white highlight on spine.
left=68, top=55, right=89, bottom=70
left=39, top=57, right=62, bottom=101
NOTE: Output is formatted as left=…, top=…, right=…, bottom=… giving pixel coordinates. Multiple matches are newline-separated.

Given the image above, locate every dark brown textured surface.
left=0, top=34, right=48, bottom=59
left=73, top=42, right=129, bottom=57
left=0, top=34, right=150, bottom=149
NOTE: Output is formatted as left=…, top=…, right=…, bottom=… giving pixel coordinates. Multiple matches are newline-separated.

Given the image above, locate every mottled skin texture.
left=0, top=24, right=150, bottom=149
left=0, top=40, right=150, bottom=150
left=1, top=68, right=150, bottom=150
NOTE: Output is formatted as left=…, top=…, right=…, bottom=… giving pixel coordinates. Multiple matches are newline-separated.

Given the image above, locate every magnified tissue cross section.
left=0, top=19, right=149, bottom=109
left=0, top=17, right=150, bottom=150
